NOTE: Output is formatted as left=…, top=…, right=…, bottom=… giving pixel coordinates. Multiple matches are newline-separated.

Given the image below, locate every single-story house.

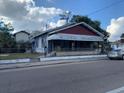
left=31, top=22, right=105, bottom=56
left=121, top=37, right=124, bottom=44
left=14, top=31, right=30, bottom=42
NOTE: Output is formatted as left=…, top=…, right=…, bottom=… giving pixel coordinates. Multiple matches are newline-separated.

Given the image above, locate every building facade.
left=32, top=22, right=105, bottom=55
left=14, top=31, right=30, bottom=43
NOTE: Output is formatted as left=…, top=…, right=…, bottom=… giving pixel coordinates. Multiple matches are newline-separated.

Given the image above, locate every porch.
left=48, top=40, right=102, bottom=56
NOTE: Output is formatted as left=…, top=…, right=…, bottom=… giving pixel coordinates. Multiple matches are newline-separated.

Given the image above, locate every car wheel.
left=108, top=57, right=113, bottom=60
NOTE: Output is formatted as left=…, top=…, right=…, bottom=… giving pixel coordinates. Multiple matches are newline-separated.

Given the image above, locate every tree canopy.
left=0, top=20, right=14, bottom=32
left=0, top=31, right=16, bottom=48
left=0, top=19, right=15, bottom=49
left=121, top=33, right=124, bottom=38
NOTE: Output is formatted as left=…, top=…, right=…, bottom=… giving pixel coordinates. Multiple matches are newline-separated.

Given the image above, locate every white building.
left=14, top=31, right=30, bottom=42
left=31, top=22, right=105, bottom=56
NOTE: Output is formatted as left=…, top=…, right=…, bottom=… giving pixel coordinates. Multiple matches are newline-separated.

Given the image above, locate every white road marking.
left=106, top=86, right=124, bottom=93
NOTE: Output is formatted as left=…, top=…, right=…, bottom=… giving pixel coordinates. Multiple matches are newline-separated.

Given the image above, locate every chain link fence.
left=0, top=48, right=31, bottom=53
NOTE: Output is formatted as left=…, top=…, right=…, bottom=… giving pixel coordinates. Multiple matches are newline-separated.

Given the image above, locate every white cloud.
left=49, top=19, right=67, bottom=29
left=0, top=0, right=64, bottom=32
left=0, top=0, right=28, bottom=20
left=107, top=17, right=124, bottom=41
left=57, top=20, right=67, bottom=27
left=0, top=16, right=13, bottom=24
left=27, top=7, right=63, bottom=22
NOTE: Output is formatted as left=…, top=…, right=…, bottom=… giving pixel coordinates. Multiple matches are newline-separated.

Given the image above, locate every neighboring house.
left=121, top=37, right=124, bottom=44
left=110, top=36, right=124, bottom=50
left=31, top=22, right=105, bottom=55
left=14, top=31, right=30, bottom=42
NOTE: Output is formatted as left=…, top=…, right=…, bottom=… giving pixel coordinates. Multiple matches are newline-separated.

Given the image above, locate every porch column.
left=71, top=41, right=75, bottom=51
left=48, top=40, right=54, bottom=53
left=51, top=40, right=54, bottom=52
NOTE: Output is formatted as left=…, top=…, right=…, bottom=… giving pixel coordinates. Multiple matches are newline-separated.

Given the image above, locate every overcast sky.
left=0, top=0, right=124, bottom=41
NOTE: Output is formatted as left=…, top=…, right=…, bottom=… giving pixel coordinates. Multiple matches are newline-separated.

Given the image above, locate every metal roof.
left=13, top=30, right=30, bottom=35
left=34, top=22, right=105, bottom=38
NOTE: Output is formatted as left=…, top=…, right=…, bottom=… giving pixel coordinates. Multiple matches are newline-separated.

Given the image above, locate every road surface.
left=0, top=59, right=124, bottom=93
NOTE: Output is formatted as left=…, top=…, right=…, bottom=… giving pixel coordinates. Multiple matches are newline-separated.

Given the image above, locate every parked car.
left=108, top=48, right=124, bottom=60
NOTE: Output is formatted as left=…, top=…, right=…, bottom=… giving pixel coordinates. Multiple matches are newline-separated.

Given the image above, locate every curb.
left=0, top=55, right=108, bottom=70
left=40, top=55, right=107, bottom=62
left=0, top=55, right=107, bottom=64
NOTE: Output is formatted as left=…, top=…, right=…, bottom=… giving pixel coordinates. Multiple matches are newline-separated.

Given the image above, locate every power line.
left=87, top=0, right=124, bottom=16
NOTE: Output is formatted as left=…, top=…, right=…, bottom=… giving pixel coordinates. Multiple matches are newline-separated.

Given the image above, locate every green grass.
left=0, top=53, right=42, bottom=60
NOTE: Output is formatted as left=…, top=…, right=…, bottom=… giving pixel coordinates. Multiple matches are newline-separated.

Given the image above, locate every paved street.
left=0, top=59, right=124, bottom=93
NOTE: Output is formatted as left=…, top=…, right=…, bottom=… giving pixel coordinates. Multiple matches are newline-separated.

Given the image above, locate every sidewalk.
left=0, top=55, right=107, bottom=70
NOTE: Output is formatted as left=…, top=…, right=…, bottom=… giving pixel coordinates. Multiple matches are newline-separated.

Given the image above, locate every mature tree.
left=71, top=15, right=101, bottom=28
left=0, top=31, right=15, bottom=48
left=0, top=20, right=14, bottom=32
left=121, top=33, right=124, bottom=38
left=0, top=19, right=16, bottom=53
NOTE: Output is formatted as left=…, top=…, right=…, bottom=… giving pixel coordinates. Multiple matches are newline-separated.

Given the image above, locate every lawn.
left=0, top=53, right=42, bottom=60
